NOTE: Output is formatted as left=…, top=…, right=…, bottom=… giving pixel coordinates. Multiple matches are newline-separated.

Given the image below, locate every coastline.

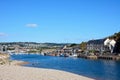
left=9, top=60, right=29, bottom=66
left=0, top=60, right=94, bottom=80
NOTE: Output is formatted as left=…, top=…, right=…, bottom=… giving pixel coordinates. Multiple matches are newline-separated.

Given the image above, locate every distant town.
left=0, top=32, right=120, bottom=60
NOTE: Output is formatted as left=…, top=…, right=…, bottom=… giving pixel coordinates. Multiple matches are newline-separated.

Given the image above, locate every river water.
left=10, top=54, right=120, bottom=80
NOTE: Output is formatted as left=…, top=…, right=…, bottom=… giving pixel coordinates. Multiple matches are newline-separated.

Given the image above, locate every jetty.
left=98, top=55, right=120, bottom=60
left=78, top=54, right=120, bottom=60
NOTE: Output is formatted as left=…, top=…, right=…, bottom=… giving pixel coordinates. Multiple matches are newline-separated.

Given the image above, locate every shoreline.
left=0, top=60, right=94, bottom=80
left=9, top=60, right=29, bottom=66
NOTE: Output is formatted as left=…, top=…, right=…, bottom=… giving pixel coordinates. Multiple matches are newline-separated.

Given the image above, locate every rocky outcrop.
left=106, top=32, right=120, bottom=54
left=113, top=37, right=120, bottom=54
left=109, top=32, right=120, bottom=54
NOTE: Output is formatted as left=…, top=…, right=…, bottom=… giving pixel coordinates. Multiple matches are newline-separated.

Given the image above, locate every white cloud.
left=26, top=23, right=38, bottom=28
left=0, top=33, right=7, bottom=36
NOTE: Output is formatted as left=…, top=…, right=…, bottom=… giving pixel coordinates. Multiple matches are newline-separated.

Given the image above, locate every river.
left=10, top=54, right=120, bottom=80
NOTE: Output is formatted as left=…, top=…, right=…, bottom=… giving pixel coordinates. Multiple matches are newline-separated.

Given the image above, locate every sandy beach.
left=0, top=61, right=94, bottom=80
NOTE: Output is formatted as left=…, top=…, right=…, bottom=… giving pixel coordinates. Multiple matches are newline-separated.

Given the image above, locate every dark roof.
left=87, top=39, right=106, bottom=44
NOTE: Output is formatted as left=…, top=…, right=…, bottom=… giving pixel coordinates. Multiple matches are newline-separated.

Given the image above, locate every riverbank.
left=0, top=60, right=94, bottom=80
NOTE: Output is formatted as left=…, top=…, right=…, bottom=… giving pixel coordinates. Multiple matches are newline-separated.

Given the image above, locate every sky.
left=0, top=0, right=120, bottom=43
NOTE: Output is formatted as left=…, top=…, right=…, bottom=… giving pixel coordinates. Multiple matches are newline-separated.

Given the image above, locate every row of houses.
left=44, top=38, right=114, bottom=56
left=86, top=38, right=117, bottom=54
left=87, top=39, right=109, bottom=52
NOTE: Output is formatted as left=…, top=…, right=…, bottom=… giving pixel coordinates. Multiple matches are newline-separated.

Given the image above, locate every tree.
left=69, top=44, right=77, bottom=47
left=80, top=42, right=87, bottom=51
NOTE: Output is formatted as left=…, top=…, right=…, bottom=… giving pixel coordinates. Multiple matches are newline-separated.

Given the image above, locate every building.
left=0, top=45, right=7, bottom=52
left=87, top=39, right=109, bottom=53
left=0, top=45, right=3, bottom=52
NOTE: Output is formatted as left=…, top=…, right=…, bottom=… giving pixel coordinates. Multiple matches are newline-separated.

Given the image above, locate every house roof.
left=87, top=39, right=106, bottom=44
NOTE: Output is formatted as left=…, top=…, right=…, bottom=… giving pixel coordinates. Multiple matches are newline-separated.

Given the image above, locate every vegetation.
left=109, top=32, right=120, bottom=40
left=69, top=44, right=77, bottom=47
left=80, top=42, right=87, bottom=51
left=7, top=47, right=15, bottom=50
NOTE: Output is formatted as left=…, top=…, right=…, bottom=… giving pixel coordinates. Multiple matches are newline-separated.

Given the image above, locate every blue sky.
left=0, top=0, right=120, bottom=43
